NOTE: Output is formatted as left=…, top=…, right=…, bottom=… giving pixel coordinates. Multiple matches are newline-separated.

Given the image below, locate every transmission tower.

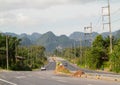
left=84, top=23, right=92, bottom=47
left=102, top=0, right=112, bottom=53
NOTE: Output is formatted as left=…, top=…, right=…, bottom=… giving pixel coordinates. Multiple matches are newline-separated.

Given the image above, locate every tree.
left=85, top=47, right=106, bottom=69
left=0, top=34, right=21, bottom=69
left=84, top=35, right=108, bottom=69
left=110, top=39, right=120, bottom=73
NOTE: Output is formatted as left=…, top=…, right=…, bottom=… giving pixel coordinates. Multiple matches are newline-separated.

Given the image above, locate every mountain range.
left=2, top=30, right=120, bottom=52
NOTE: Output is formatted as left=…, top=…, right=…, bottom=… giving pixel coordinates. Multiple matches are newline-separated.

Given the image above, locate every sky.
left=0, top=0, right=120, bottom=36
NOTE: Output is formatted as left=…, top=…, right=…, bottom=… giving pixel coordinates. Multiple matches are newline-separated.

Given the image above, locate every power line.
left=112, top=18, right=120, bottom=23
left=94, top=16, right=102, bottom=28
left=111, top=8, right=120, bottom=15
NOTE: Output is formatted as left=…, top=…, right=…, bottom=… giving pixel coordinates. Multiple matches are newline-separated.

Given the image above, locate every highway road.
left=0, top=59, right=120, bottom=85
left=0, top=70, right=120, bottom=85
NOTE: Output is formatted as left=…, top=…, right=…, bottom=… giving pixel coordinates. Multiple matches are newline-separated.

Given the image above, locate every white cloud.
left=0, top=0, right=99, bottom=12
left=0, top=0, right=119, bottom=35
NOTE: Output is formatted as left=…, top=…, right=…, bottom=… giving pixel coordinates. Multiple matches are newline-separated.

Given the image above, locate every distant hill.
left=3, top=32, right=41, bottom=46
left=114, top=30, right=120, bottom=39
left=19, top=32, right=41, bottom=43
left=20, top=37, right=33, bottom=46
left=69, top=32, right=84, bottom=41
left=36, top=31, right=79, bottom=52
left=4, top=32, right=18, bottom=37
left=2, top=29, right=120, bottom=52
left=69, top=32, right=99, bottom=41
left=36, top=31, right=58, bottom=52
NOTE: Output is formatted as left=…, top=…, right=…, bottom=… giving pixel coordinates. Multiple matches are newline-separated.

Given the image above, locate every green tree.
left=84, top=35, right=108, bottom=69
left=110, top=39, right=120, bottom=73
left=85, top=47, right=106, bottom=69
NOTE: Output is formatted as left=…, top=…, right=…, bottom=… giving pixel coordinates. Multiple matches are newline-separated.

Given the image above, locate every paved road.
left=0, top=59, right=120, bottom=85
left=45, top=61, right=56, bottom=71
left=0, top=71, right=120, bottom=85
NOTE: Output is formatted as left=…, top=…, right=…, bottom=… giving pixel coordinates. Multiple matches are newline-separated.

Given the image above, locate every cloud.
left=69, top=0, right=96, bottom=4
left=0, top=0, right=98, bottom=11
left=0, top=3, right=100, bottom=26
left=0, top=0, right=68, bottom=11
left=0, top=0, right=119, bottom=35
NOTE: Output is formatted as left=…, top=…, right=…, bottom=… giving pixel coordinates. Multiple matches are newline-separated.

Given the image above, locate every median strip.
left=0, top=78, right=17, bottom=85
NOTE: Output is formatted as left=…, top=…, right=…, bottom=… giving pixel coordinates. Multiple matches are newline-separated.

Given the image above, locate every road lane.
left=45, top=61, right=56, bottom=70
left=0, top=71, right=120, bottom=85
left=0, top=78, right=17, bottom=85
left=0, top=58, right=120, bottom=85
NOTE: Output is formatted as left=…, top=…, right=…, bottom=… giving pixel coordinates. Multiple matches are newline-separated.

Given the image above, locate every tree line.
left=54, top=35, right=120, bottom=73
left=0, top=34, right=47, bottom=71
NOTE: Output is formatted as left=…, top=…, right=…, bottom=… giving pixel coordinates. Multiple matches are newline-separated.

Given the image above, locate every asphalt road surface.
left=0, top=59, right=120, bottom=85
left=61, top=60, right=120, bottom=78
left=0, top=70, right=120, bottom=85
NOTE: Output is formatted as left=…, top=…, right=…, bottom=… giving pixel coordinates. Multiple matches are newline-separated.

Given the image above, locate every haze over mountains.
left=2, top=30, right=120, bottom=52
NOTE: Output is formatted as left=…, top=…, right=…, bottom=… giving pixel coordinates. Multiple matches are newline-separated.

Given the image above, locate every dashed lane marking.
left=27, top=75, right=33, bottom=77
left=88, top=84, right=93, bottom=85
left=16, top=76, right=26, bottom=79
left=56, top=80, right=67, bottom=83
left=0, top=78, right=17, bottom=85
left=39, top=76, right=45, bottom=79
left=0, top=75, right=6, bottom=78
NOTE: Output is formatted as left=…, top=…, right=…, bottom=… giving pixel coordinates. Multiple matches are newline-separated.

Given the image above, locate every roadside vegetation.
left=54, top=35, right=120, bottom=73
left=0, top=34, right=47, bottom=71
left=55, top=62, right=71, bottom=74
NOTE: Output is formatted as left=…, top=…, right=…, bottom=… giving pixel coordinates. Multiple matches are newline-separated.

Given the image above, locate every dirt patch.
left=72, top=70, right=85, bottom=77
left=55, top=65, right=71, bottom=74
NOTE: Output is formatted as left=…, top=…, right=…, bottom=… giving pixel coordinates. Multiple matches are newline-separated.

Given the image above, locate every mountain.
left=114, top=30, right=120, bottom=39
left=19, top=32, right=41, bottom=43
left=36, top=31, right=58, bottom=51
left=20, top=37, right=33, bottom=46
left=2, top=29, right=120, bottom=52
left=3, top=32, right=41, bottom=46
left=101, top=32, right=109, bottom=38
left=69, top=32, right=84, bottom=41
left=69, top=32, right=99, bottom=41
left=36, top=31, right=79, bottom=52
left=4, top=32, right=18, bottom=37
left=100, top=30, right=120, bottom=39
left=30, top=32, right=41, bottom=42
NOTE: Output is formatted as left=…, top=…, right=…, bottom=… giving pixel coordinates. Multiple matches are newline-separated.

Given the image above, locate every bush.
left=10, top=62, right=32, bottom=71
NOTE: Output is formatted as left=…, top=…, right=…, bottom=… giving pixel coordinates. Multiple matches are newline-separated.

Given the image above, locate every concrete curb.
left=54, top=71, right=120, bottom=82
left=81, top=73, right=120, bottom=82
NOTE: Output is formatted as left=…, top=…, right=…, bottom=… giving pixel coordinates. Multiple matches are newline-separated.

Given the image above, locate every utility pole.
left=73, top=41, right=76, bottom=64
left=15, top=39, right=18, bottom=63
left=6, top=35, right=9, bottom=70
left=102, top=0, right=112, bottom=53
left=80, top=33, right=82, bottom=65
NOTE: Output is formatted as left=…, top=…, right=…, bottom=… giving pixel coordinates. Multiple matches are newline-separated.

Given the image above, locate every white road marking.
left=51, top=76, right=59, bottom=79
left=57, top=80, right=67, bottom=83
left=0, top=78, right=17, bottom=85
left=88, top=84, right=93, bottom=85
left=57, top=84, right=65, bottom=85
left=27, top=75, right=33, bottom=77
left=16, top=76, right=26, bottom=79
left=39, top=76, right=45, bottom=79
left=0, top=75, right=6, bottom=78
left=16, top=72, right=20, bottom=74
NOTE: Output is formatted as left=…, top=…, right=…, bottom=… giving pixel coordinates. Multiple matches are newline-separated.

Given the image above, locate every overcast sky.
left=0, top=0, right=120, bottom=35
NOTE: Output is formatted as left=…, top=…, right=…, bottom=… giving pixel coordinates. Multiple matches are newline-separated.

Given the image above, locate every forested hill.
left=2, top=29, right=120, bottom=52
